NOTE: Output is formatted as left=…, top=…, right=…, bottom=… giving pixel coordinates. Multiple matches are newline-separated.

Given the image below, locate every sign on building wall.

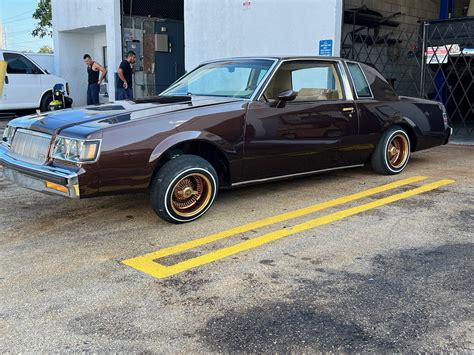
left=319, top=39, right=333, bottom=56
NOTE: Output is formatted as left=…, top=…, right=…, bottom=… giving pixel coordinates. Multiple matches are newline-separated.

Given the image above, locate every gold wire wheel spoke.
left=170, top=172, right=213, bottom=218
left=387, top=133, right=409, bottom=169
left=388, top=144, right=398, bottom=158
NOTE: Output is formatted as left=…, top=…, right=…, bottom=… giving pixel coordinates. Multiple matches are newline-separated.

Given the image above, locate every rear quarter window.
left=347, top=62, right=372, bottom=98
left=359, top=63, right=398, bottom=101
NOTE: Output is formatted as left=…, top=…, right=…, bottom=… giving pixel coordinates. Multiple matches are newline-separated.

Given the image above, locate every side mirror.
left=276, top=89, right=297, bottom=108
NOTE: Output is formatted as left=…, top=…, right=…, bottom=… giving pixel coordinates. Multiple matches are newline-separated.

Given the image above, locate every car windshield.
left=161, top=59, right=274, bottom=99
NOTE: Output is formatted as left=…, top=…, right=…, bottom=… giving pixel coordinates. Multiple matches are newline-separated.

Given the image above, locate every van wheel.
left=150, top=155, right=218, bottom=223
left=40, top=92, right=53, bottom=112
left=371, top=126, right=411, bottom=175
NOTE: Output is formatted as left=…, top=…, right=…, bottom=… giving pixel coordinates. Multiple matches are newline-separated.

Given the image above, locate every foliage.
left=38, top=45, right=53, bottom=53
left=32, top=0, right=52, bottom=38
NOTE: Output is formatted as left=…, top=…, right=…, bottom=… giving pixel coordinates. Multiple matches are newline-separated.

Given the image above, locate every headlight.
left=51, top=136, right=101, bottom=163
left=2, top=126, right=15, bottom=147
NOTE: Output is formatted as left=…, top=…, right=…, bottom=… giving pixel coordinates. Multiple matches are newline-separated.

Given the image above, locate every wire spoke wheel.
left=170, top=173, right=213, bottom=218
left=387, top=133, right=409, bottom=169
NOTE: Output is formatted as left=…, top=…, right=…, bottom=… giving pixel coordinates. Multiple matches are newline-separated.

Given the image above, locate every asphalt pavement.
left=0, top=121, right=472, bottom=352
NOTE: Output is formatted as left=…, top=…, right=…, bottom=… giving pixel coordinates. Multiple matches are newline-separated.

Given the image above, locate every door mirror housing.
left=276, top=89, right=297, bottom=108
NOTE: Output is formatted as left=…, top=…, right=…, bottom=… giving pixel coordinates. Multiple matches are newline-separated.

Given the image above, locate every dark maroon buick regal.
left=1, top=56, right=451, bottom=223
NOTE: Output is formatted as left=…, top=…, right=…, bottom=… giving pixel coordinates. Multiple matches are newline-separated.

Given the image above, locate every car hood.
left=7, top=96, right=245, bottom=137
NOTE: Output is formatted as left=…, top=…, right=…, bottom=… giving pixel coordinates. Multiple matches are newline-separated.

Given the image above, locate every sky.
left=0, top=0, right=53, bottom=52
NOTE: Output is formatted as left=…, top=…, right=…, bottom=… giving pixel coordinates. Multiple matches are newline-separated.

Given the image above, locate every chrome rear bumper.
left=0, top=145, right=80, bottom=198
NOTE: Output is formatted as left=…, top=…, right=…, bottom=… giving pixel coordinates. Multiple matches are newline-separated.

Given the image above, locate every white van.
left=0, top=50, right=71, bottom=112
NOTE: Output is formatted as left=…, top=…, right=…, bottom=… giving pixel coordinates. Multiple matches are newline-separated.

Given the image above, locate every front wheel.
left=371, top=126, right=411, bottom=175
left=39, top=92, right=53, bottom=112
left=150, top=155, right=218, bottom=223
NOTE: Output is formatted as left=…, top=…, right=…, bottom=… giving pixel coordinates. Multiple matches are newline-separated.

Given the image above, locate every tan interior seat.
left=295, top=88, right=326, bottom=101
left=294, top=88, right=341, bottom=101
left=265, top=70, right=292, bottom=100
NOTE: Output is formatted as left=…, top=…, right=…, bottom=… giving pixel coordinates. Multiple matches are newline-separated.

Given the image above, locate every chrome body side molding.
left=232, top=164, right=365, bottom=187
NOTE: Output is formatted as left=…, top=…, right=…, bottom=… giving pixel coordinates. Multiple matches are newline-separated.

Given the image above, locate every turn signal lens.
left=45, top=181, right=68, bottom=193
left=80, top=141, right=99, bottom=160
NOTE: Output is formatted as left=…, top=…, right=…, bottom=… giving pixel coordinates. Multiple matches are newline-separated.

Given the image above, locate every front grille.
left=9, top=129, right=52, bottom=165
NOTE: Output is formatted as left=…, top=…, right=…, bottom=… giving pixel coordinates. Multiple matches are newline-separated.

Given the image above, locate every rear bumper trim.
left=444, top=126, right=453, bottom=145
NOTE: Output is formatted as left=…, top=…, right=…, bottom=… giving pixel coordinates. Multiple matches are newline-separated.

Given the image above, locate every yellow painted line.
left=126, top=175, right=426, bottom=260
left=123, top=177, right=452, bottom=279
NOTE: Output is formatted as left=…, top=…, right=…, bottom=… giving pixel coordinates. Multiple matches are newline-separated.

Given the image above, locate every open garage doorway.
left=121, top=0, right=185, bottom=98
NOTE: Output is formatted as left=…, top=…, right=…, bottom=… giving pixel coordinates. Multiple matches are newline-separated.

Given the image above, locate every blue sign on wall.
left=319, top=39, right=333, bottom=56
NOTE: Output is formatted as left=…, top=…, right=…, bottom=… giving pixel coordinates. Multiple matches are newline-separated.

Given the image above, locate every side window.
left=4, top=53, right=39, bottom=74
left=347, top=62, right=372, bottom=98
left=264, top=61, right=344, bottom=102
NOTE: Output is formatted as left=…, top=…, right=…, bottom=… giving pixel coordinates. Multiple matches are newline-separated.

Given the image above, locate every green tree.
left=32, top=0, right=52, bottom=38
left=38, top=45, right=53, bottom=54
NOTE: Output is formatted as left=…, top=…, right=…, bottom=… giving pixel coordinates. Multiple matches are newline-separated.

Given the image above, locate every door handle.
left=342, top=107, right=355, bottom=114
left=4, top=75, right=8, bottom=84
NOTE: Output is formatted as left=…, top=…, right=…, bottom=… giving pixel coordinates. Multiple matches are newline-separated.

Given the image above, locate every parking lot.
left=0, top=117, right=472, bottom=351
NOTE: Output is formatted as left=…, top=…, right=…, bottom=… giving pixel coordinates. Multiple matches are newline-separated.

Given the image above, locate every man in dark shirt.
left=83, top=54, right=107, bottom=105
left=116, top=51, right=136, bottom=100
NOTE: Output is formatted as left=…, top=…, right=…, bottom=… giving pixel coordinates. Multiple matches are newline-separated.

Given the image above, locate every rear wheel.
left=150, top=155, right=218, bottom=223
left=371, top=126, right=411, bottom=175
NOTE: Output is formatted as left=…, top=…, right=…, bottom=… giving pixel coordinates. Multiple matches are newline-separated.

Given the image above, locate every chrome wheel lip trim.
left=164, top=168, right=217, bottom=223
left=387, top=134, right=409, bottom=169
left=170, top=173, right=211, bottom=217
left=383, top=130, right=411, bottom=173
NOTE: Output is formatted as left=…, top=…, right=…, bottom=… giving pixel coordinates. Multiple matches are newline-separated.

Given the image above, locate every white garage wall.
left=52, top=0, right=121, bottom=106
left=184, top=0, right=343, bottom=70
left=55, top=32, right=92, bottom=106
left=93, top=32, right=107, bottom=67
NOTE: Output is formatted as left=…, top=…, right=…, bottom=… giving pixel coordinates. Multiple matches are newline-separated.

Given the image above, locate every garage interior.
left=121, top=0, right=185, bottom=99
left=342, top=0, right=474, bottom=141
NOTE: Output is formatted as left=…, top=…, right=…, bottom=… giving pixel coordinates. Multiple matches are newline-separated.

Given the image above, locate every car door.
left=2, top=52, right=43, bottom=109
left=243, top=60, right=359, bottom=181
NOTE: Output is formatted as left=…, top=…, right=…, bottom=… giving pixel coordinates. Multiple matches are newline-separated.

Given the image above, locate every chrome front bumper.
left=0, top=145, right=80, bottom=198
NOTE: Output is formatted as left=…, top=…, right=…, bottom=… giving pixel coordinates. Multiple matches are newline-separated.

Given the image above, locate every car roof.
left=0, top=50, right=25, bottom=54
left=200, top=56, right=346, bottom=65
